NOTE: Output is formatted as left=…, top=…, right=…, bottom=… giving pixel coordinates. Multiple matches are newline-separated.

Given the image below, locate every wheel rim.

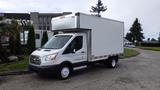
left=61, top=67, right=70, bottom=78
left=112, top=59, right=116, bottom=67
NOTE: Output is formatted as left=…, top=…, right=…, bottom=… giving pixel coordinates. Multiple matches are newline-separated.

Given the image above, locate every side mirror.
left=69, top=48, right=75, bottom=53
left=70, top=49, right=76, bottom=53
left=73, top=49, right=76, bottom=53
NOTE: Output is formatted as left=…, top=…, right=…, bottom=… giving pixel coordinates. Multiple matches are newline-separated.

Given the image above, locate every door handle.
left=81, top=51, right=85, bottom=53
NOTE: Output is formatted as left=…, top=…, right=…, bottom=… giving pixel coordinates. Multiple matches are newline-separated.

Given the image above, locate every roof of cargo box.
left=51, top=12, right=124, bottom=31
left=75, top=12, right=124, bottom=23
left=51, top=12, right=124, bottom=24
left=52, top=28, right=91, bottom=32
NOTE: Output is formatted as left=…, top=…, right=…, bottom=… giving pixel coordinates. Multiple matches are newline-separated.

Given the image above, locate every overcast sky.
left=0, top=0, right=160, bottom=39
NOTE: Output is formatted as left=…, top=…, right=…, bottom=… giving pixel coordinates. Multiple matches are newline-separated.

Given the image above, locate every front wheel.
left=57, top=64, right=72, bottom=80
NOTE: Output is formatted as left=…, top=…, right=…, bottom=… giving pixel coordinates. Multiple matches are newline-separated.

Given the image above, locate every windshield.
left=42, top=35, right=72, bottom=49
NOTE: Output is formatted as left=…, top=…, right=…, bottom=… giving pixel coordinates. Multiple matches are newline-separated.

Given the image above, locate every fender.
left=54, top=56, right=88, bottom=68
left=54, top=56, right=74, bottom=65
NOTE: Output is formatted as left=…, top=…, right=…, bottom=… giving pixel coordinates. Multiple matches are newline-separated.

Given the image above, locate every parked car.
left=124, top=39, right=135, bottom=48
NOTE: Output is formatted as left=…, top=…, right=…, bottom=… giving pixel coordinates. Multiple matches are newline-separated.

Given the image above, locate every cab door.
left=63, top=33, right=87, bottom=64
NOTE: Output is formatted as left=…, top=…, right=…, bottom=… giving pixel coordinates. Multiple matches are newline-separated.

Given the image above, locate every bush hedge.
left=41, top=31, right=48, bottom=47
left=141, top=42, right=160, bottom=47
left=27, top=25, right=35, bottom=54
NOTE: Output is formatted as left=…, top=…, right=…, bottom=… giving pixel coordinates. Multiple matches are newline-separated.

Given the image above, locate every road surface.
left=0, top=48, right=160, bottom=90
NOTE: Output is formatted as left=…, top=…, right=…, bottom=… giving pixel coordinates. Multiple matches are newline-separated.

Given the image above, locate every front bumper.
left=28, top=64, right=59, bottom=73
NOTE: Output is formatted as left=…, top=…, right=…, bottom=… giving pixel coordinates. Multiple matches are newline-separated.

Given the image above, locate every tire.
left=57, top=64, right=72, bottom=80
left=107, top=57, right=118, bottom=68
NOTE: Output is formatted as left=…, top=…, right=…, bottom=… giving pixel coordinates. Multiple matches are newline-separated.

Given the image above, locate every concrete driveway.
left=0, top=48, right=160, bottom=90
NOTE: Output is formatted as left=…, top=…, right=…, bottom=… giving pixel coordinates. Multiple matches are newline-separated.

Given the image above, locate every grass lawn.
left=0, top=56, right=29, bottom=72
left=138, top=47, right=160, bottom=51
left=122, top=48, right=139, bottom=58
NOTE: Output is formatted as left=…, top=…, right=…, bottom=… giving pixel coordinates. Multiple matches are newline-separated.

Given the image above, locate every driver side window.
left=63, top=36, right=83, bottom=54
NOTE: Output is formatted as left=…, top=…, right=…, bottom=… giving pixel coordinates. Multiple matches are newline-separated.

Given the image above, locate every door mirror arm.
left=73, top=49, right=76, bottom=53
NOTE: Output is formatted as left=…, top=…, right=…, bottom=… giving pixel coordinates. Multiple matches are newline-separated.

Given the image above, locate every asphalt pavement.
left=0, top=48, right=160, bottom=90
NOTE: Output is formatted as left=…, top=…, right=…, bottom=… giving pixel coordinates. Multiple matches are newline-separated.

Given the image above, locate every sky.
left=0, top=0, right=160, bottom=40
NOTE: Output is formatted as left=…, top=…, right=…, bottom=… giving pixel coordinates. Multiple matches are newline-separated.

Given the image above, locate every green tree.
left=158, top=33, right=160, bottom=43
left=0, top=16, right=3, bottom=21
left=158, top=37, right=160, bottom=43
left=9, top=36, right=16, bottom=54
left=129, top=18, right=144, bottom=44
left=151, top=38, right=156, bottom=41
left=0, top=22, right=12, bottom=55
left=125, top=33, right=132, bottom=42
left=9, top=20, right=21, bottom=54
left=41, top=31, right=48, bottom=46
left=15, top=32, right=21, bottom=54
left=27, top=24, right=35, bottom=54
left=0, top=20, right=5, bottom=54
left=0, top=17, right=9, bottom=54
left=90, top=0, right=107, bottom=17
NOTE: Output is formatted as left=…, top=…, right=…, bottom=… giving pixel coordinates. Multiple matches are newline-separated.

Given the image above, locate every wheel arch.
left=60, top=61, right=73, bottom=69
left=108, top=55, right=119, bottom=62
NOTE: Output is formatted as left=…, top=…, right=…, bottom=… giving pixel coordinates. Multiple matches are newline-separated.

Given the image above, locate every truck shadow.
left=72, top=63, right=121, bottom=76
left=35, top=63, right=121, bottom=80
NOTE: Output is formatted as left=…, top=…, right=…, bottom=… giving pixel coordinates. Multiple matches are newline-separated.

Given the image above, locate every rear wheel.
left=107, top=57, right=118, bottom=68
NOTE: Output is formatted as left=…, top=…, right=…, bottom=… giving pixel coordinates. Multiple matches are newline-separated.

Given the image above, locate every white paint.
left=79, top=13, right=124, bottom=61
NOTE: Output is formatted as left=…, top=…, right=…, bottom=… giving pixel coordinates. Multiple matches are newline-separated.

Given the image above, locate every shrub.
left=41, top=31, right=48, bottom=46
left=21, top=45, right=28, bottom=55
left=9, top=36, right=16, bottom=54
left=15, top=32, right=22, bottom=54
left=27, top=25, right=35, bottom=54
left=141, top=42, right=160, bottom=47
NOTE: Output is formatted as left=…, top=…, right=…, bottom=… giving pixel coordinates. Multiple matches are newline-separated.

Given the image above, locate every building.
left=30, top=12, right=71, bottom=30
left=0, top=12, right=71, bottom=30
left=0, top=12, right=71, bottom=46
left=0, top=13, right=31, bottom=26
left=30, top=12, right=71, bottom=47
left=0, top=13, right=31, bottom=45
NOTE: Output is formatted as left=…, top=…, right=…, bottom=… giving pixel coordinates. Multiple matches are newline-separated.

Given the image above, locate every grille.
left=30, top=55, right=41, bottom=65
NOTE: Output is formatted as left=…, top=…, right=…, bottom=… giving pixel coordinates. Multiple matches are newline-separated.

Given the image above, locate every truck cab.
left=29, top=32, right=88, bottom=79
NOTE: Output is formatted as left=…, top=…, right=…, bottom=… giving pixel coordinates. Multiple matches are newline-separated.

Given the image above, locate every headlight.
left=44, top=53, right=58, bottom=61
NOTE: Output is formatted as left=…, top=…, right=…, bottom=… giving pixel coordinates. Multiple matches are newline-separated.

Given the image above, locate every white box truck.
left=29, top=13, right=124, bottom=79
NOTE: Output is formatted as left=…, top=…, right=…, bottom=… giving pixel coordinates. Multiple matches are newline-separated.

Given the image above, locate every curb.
left=0, top=70, right=33, bottom=76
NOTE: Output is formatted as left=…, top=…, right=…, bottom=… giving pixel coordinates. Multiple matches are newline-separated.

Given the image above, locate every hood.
left=31, top=49, right=60, bottom=57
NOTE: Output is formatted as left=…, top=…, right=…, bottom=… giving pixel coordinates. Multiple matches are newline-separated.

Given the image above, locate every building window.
left=35, top=34, right=40, bottom=39
left=47, top=26, right=50, bottom=30
left=47, top=17, right=51, bottom=24
left=39, top=17, right=42, bottom=24
left=43, top=17, right=47, bottom=24
left=43, top=26, right=46, bottom=30
left=39, top=26, right=42, bottom=30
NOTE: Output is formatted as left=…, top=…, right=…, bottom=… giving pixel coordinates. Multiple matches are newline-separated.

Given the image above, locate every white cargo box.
left=52, top=13, right=124, bottom=60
